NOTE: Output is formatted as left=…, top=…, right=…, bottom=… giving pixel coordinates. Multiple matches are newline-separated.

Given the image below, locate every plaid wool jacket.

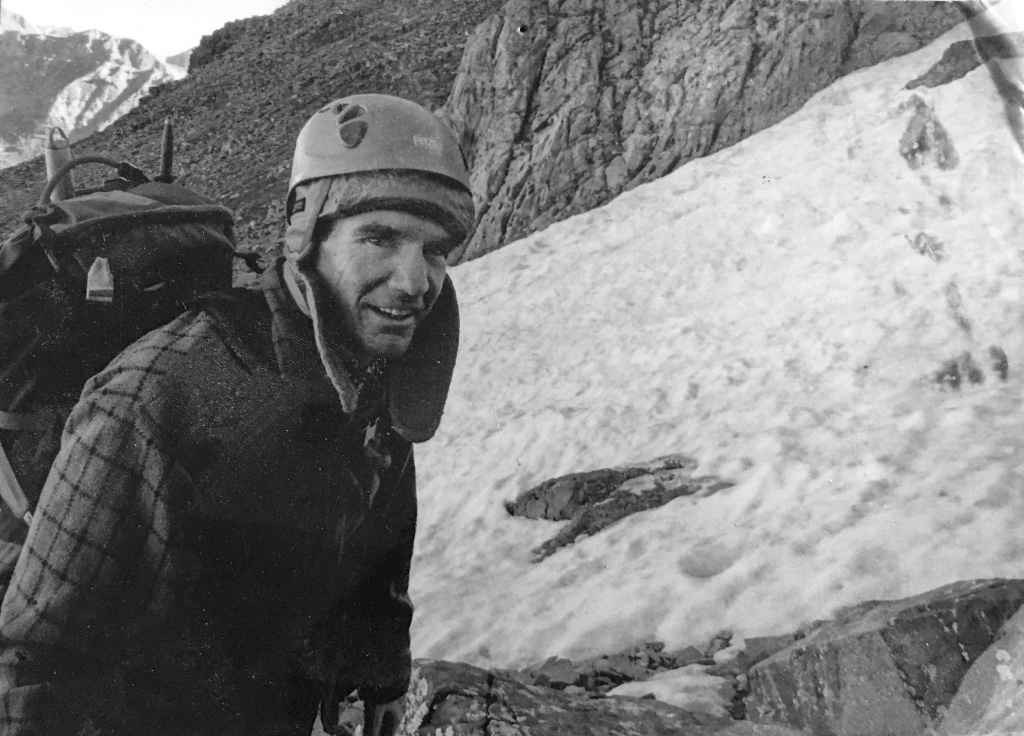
left=0, top=263, right=417, bottom=735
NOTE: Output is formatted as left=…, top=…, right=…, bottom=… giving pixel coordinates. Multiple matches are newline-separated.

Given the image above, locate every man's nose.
left=390, top=243, right=430, bottom=298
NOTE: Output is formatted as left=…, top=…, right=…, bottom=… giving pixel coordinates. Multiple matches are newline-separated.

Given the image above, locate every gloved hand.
left=362, top=691, right=405, bottom=736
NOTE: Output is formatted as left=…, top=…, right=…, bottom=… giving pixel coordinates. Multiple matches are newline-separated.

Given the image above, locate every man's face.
left=314, top=209, right=456, bottom=360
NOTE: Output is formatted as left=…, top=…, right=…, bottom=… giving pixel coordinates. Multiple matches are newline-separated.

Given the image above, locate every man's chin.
left=362, top=333, right=415, bottom=360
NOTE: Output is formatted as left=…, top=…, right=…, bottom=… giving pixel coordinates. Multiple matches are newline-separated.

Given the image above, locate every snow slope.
left=410, top=19, right=1024, bottom=669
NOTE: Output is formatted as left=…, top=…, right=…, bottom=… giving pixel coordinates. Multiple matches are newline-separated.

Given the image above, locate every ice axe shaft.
left=156, top=117, right=175, bottom=183
left=44, top=127, right=75, bottom=202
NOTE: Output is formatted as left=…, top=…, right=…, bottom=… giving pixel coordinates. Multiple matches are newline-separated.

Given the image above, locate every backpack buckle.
left=32, top=221, right=63, bottom=274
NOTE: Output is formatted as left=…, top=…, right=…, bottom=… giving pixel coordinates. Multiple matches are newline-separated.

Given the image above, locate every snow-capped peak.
left=0, top=8, right=41, bottom=34
left=0, top=9, right=186, bottom=170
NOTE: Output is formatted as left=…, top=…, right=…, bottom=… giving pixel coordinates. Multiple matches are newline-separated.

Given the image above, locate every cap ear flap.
left=388, top=275, right=459, bottom=443
left=284, top=178, right=332, bottom=265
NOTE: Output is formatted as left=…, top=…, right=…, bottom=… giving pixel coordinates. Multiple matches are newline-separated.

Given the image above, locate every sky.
left=402, top=13, right=1024, bottom=729
left=0, top=0, right=291, bottom=58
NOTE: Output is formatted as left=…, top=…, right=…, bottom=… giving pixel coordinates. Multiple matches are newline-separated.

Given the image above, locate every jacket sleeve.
left=314, top=438, right=418, bottom=704
left=0, top=382, right=189, bottom=736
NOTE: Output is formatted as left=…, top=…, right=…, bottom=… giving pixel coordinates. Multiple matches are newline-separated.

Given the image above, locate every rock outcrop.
left=747, top=579, right=1024, bottom=736
left=937, top=603, right=1024, bottom=734
left=316, top=581, right=1024, bottom=734
left=905, top=40, right=983, bottom=90
left=319, top=659, right=804, bottom=735
left=188, top=18, right=255, bottom=73
left=0, top=8, right=184, bottom=169
left=898, top=93, right=959, bottom=171
left=506, top=454, right=732, bottom=561
left=441, top=0, right=965, bottom=261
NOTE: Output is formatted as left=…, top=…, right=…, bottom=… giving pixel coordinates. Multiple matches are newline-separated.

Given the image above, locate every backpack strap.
left=0, top=440, right=32, bottom=525
left=0, top=407, right=55, bottom=525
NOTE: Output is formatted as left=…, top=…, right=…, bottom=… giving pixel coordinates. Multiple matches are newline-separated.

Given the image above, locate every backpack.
left=0, top=149, right=253, bottom=583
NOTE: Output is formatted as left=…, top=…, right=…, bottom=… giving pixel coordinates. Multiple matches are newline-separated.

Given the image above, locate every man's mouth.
left=368, top=305, right=418, bottom=322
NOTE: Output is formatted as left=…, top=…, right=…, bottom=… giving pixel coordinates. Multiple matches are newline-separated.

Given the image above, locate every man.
left=0, top=94, right=474, bottom=735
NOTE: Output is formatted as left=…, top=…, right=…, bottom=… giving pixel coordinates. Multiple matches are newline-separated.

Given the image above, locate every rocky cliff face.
left=442, top=0, right=965, bottom=262
left=0, top=8, right=184, bottom=170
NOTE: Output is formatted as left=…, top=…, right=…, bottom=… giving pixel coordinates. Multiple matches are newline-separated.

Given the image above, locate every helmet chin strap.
left=282, top=259, right=311, bottom=317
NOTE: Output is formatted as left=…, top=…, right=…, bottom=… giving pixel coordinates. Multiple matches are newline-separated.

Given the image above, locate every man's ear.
left=387, top=275, right=459, bottom=443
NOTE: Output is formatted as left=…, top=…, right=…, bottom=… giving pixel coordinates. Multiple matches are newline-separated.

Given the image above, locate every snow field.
left=411, top=21, right=1024, bottom=669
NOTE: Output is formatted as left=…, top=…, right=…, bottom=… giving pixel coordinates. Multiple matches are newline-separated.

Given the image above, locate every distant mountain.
left=166, top=49, right=191, bottom=71
left=0, top=9, right=40, bottom=34
left=0, top=8, right=184, bottom=169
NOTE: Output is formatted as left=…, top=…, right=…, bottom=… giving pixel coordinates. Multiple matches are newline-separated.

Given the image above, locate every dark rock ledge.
left=322, top=580, right=1024, bottom=735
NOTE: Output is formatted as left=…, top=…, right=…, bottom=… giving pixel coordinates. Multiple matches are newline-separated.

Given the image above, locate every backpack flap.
left=35, top=188, right=236, bottom=344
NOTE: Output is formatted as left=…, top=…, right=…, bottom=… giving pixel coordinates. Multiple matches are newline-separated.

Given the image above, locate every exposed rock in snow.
left=508, top=454, right=697, bottom=521
left=899, top=93, right=960, bottom=170
left=0, top=8, right=184, bottom=170
left=906, top=40, right=983, bottom=89
left=315, top=659, right=804, bottom=735
left=938, top=600, right=1024, bottom=734
left=747, top=579, right=1024, bottom=735
left=507, top=454, right=733, bottom=561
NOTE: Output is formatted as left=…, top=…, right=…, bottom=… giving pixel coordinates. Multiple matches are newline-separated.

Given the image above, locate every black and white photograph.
left=1, top=1, right=1023, bottom=734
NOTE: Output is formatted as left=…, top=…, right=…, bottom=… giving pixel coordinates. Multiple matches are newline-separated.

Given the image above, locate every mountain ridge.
left=0, top=8, right=184, bottom=169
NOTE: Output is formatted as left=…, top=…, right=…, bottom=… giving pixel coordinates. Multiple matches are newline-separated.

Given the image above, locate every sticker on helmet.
left=337, top=104, right=366, bottom=124
left=413, top=135, right=443, bottom=153
left=338, top=120, right=368, bottom=148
